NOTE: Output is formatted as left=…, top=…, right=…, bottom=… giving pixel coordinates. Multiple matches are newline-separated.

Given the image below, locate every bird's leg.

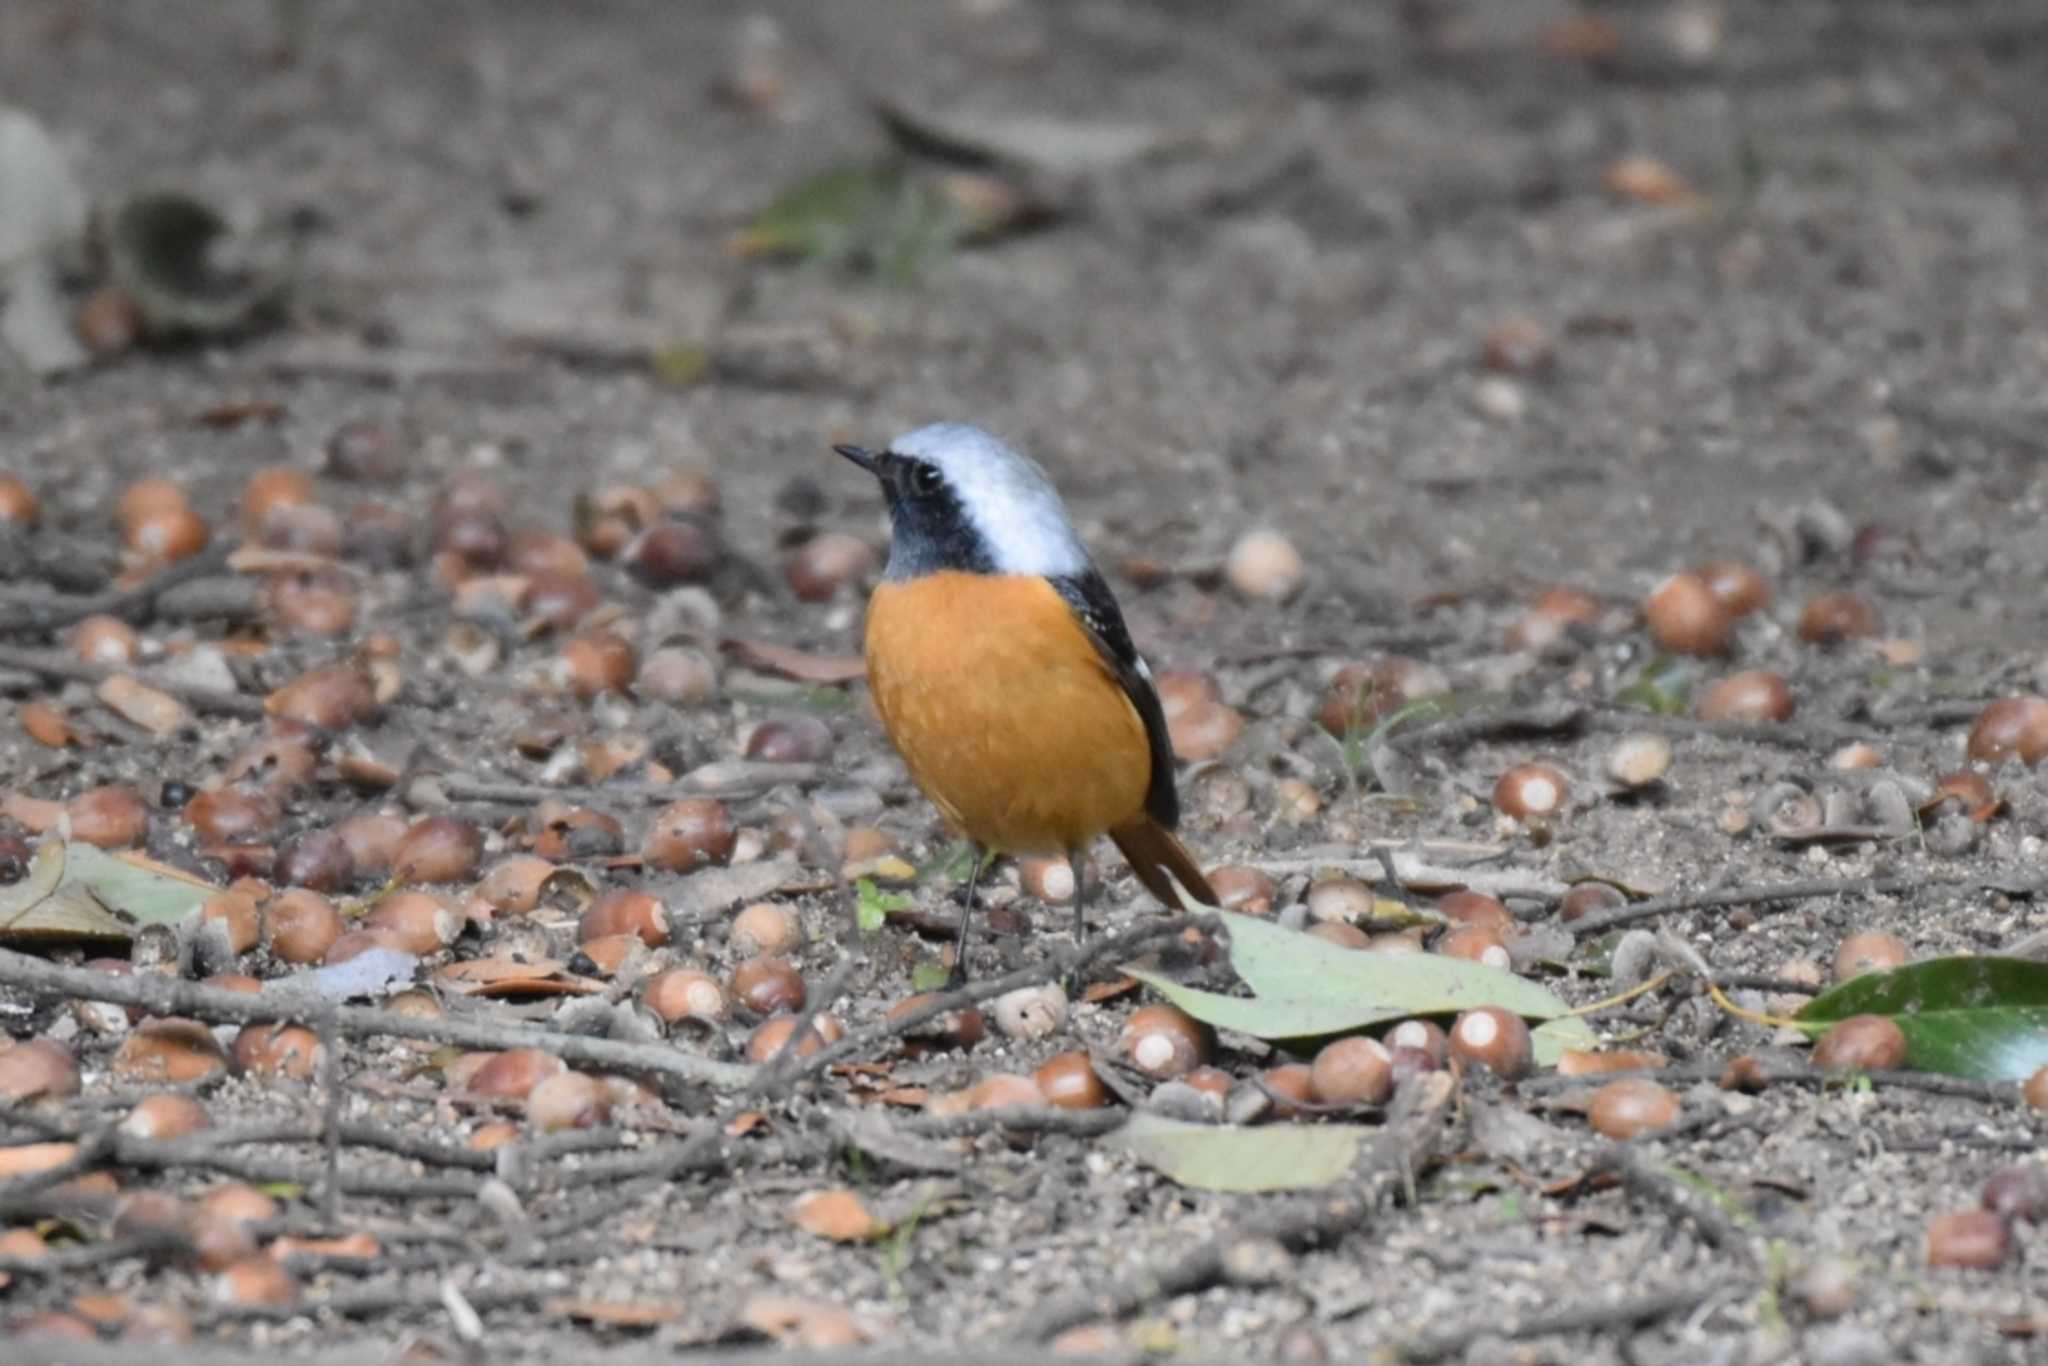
left=946, top=843, right=987, bottom=988
left=1065, top=846, right=1089, bottom=995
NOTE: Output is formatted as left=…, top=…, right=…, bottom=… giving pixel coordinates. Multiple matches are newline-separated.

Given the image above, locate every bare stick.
left=781, top=914, right=1213, bottom=1089
left=1561, top=873, right=2022, bottom=938
left=0, top=644, right=266, bottom=718
left=0, top=539, right=238, bottom=635
left=0, top=949, right=754, bottom=1090
left=1398, top=1282, right=1728, bottom=1361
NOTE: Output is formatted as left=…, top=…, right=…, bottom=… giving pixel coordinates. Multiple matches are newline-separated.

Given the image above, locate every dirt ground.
left=2, top=1, right=2047, bottom=1362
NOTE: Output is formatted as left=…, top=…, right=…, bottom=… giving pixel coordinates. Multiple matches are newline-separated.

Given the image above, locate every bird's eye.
left=907, top=462, right=944, bottom=497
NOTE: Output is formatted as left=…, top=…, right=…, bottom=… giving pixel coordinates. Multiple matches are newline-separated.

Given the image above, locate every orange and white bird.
left=836, top=423, right=1214, bottom=980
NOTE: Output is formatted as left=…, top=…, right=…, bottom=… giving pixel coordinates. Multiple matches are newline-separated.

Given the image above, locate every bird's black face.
left=835, top=443, right=994, bottom=578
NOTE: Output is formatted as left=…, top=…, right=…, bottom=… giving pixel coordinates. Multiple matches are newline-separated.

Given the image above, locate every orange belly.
left=865, top=572, right=1152, bottom=855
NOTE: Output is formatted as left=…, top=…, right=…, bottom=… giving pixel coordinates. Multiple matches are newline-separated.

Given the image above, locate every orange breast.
left=865, top=572, right=1153, bottom=855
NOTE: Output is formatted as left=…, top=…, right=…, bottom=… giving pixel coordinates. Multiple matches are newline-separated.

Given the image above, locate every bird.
left=835, top=421, right=1215, bottom=981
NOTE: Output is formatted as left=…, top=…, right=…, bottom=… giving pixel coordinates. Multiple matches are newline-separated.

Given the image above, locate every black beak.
left=834, top=443, right=878, bottom=474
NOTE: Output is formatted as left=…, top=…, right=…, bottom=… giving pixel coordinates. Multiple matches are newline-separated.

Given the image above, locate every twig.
left=0, top=644, right=266, bottom=718
left=1590, top=1143, right=1755, bottom=1260
left=1248, top=852, right=1567, bottom=901
left=897, top=1105, right=1127, bottom=1140
left=1398, top=1283, right=1727, bottom=1361
left=0, top=539, right=238, bottom=635
left=753, top=956, right=862, bottom=1098
left=1393, top=699, right=1588, bottom=751
left=1, top=1107, right=498, bottom=1171
left=1520, top=1055, right=2028, bottom=1106
left=783, top=914, right=1214, bottom=1088
left=1587, top=705, right=1872, bottom=749
left=438, top=761, right=824, bottom=807
left=0, top=950, right=754, bottom=1090
left=1024, top=1073, right=1461, bottom=1341
left=1563, top=874, right=1998, bottom=938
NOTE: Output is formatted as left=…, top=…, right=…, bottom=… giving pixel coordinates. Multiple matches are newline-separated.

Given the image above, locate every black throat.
left=879, top=459, right=996, bottom=579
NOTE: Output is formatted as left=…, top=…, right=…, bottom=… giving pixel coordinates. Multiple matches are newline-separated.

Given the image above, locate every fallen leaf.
left=432, top=957, right=602, bottom=998
left=1127, top=909, right=1593, bottom=1062
left=1603, top=153, right=1702, bottom=207
left=0, top=1141, right=77, bottom=1178
left=873, top=97, right=1171, bottom=177
left=874, top=1087, right=929, bottom=1108
left=97, top=675, right=187, bottom=736
left=18, top=701, right=77, bottom=749
left=721, top=638, right=866, bottom=683
left=1081, top=975, right=1139, bottom=1005
left=193, top=399, right=286, bottom=428
left=1108, top=1112, right=1366, bottom=1192
left=68, top=1292, right=129, bottom=1325
left=227, top=547, right=344, bottom=575
left=269, top=1232, right=379, bottom=1261
left=0, top=838, right=218, bottom=944
left=738, top=1296, right=871, bottom=1349
left=789, top=1187, right=884, bottom=1242
left=1794, top=956, right=2048, bottom=1080
left=725, top=1111, right=768, bottom=1138
left=546, top=1299, right=679, bottom=1328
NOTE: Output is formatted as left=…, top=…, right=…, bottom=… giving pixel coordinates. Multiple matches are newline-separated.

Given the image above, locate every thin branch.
left=1398, top=1282, right=1729, bottom=1361
left=780, top=914, right=1215, bottom=1089
left=0, top=950, right=754, bottom=1090
left=0, top=643, right=267, bottom=718
left=0, top=538, right=239, bottom=635
left=1561, top=874, right=2016, bottom=938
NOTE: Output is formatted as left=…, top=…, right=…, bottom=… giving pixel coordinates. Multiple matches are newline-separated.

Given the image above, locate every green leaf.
left=0, top=838, right=216, bottom=944
left=1128, top=911, right=1593, bottom=1062
left=732, top=161, right=964, bottom=281
left=909, top=959, right=953, bottom=994
left=1106, top=1112, right=1372, bottom=1192
left=854, top=877, right=911, bottom=935
left=909, top=962, right=954, bottom=995
left=1793, top=956, right=2048, bottom=1081
left=1616, top=655, right=1697, bottom=715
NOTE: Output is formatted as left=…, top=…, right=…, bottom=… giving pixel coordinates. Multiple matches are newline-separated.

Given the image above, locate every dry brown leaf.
left=226, top=546, right=345, bottom=576
left=97, top=675, right=187, bottom=736
left=725, top=1111, right=768, bottom=1138
left=874, top=1086, right=929, bottom=1108
left=789, top=1187, right=884, bottom=1242
left=546, top=1298, right=680, bottom=1327
left=1603, top=154, right=1702, bottom=206
left=433, top=957, right=603, bottom=997
left=0, top=1141, right=76, bottom=1178
left=1081, top=975, right=1140, bottom=1005
left=1542, top=15, right=1623, bottom=60
left=738, top=1295, right=871, bottom=1349
left=269, top=1232, right=380, bottom=1261
left=18, top=701, right=77, bottom=749
left=193, top=399, right=287, bottom=428
left=721, top=638, right=866, bottom=684
left=0, top=794, right=65, bottom=832
left=69, top=1291, right=130, bottom=1326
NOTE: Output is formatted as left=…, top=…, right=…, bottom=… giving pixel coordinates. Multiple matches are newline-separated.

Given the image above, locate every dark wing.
left=1048, top=569, right=1179, bottom=830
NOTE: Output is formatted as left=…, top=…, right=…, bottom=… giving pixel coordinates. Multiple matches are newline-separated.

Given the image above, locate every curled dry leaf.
left=720, top=638, right=866, bottom=684
left=738, top=1295, right=871, bottom=1349
left=97, top=675, right=188, bottom=736
left=18, top=701, right=77, bottom=749
left=1602, top=153, right=1702, bottom=206
left=788, top=1187, right=884, bottom=1242
left=433, top=957, right=603, bottom=998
